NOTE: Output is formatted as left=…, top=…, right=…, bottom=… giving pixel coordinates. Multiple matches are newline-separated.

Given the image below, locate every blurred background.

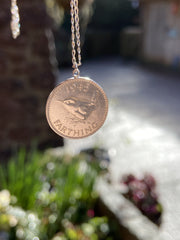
left=0, top=0, right=180, bottom=239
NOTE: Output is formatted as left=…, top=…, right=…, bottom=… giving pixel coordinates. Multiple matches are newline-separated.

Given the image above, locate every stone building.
left=0, top=0, right=62, bottom=157
left=141, top=0, right=180, bottom=68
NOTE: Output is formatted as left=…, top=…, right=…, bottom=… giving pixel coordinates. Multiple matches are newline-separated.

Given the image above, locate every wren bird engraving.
left=62, top=97, right=96, bottom=120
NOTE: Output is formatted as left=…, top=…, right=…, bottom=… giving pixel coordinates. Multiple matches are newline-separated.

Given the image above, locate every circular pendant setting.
left=46, top=77, right=108, bottom=139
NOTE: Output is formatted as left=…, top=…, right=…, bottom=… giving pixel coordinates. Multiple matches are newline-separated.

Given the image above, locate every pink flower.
left=87, top=209, right=95, bottom=218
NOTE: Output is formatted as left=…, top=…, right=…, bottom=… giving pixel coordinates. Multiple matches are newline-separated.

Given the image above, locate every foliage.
left=45, top=0, right=65, bottom=25
left=52, top=0, right=88, bottom=10
left=122, top=174, right=163, bottom=225
left=46, top=0, right=94, bottom=66
left=0, top=148, right=43, bottom=210
left=0, top=190, right=40, bottom=239
left=0, top=149, right=112, bottom=240
left=38, top=154, right=99, bottom=239
left=52, top=217, right=112, bottom=240
left=45, top=0, right=93, bottom=25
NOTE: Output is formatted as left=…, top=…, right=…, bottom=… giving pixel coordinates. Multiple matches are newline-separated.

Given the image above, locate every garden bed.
left=0, top=149, right=117, bottom=240
left=96, top=176, right=161, bottom=240
left=0, top=147, right=163, bottom=240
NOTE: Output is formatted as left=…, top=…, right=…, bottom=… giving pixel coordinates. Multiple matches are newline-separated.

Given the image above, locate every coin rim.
left=46, top=77, right=108, bottom=139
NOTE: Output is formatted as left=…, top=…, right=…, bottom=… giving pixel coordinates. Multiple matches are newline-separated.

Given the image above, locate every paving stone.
left=57, top=58, right=180, bottom=240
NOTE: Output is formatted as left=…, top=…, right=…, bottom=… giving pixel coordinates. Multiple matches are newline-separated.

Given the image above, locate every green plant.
left=0, top=149, right=43, bottom=210
left=0, top=149, right=115, bottom=240
left=38, top=154, right=100, bottom=239
left=0, top=190, right=40, bottom=240
left=51, top=217, right=112, bottom=240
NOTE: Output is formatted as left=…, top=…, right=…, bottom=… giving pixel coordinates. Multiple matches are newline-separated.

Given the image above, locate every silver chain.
left=70, top=0, right=81, bottom=78
left=11, top=0, right=20, bottom=39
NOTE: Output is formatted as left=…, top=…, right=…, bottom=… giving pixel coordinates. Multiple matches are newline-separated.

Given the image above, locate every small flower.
left=9, top=215, right=18, bottom=227
left=0, top=190, right=11, bottom=209
left=87, top=209, right=95, bottom=218
left=122, top=174, right=136, bottom=184
left=82, top=223, right=95, bottom=236
left=144, top=174, right=156, bottom=189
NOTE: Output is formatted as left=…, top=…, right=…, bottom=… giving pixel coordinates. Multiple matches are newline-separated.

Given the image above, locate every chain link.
left=70, top=0, right=81, bottom=78
left=11, top=0, right=20, bottom=39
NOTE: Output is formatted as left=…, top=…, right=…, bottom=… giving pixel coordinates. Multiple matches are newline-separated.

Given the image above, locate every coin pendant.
left=46, top=77, right=108, bottom=139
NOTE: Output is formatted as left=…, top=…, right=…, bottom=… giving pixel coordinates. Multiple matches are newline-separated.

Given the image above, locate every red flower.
left=87, top=209, right=95, bottom=218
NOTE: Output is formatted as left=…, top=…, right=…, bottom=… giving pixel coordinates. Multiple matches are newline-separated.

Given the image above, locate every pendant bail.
left=73, top=67, right=80, bottom=78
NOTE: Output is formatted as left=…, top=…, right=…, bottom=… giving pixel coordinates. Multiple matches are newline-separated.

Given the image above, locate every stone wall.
left=0, top=0, right=63, bottom=157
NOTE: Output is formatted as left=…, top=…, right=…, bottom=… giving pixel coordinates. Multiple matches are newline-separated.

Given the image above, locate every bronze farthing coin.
left=46, top=77, right=108, bottom=139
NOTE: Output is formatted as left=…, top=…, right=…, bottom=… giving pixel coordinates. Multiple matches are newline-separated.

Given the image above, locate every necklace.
left=46, top=0, right=108, bottom=139
left=10, top=0, right=20, bottom=39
